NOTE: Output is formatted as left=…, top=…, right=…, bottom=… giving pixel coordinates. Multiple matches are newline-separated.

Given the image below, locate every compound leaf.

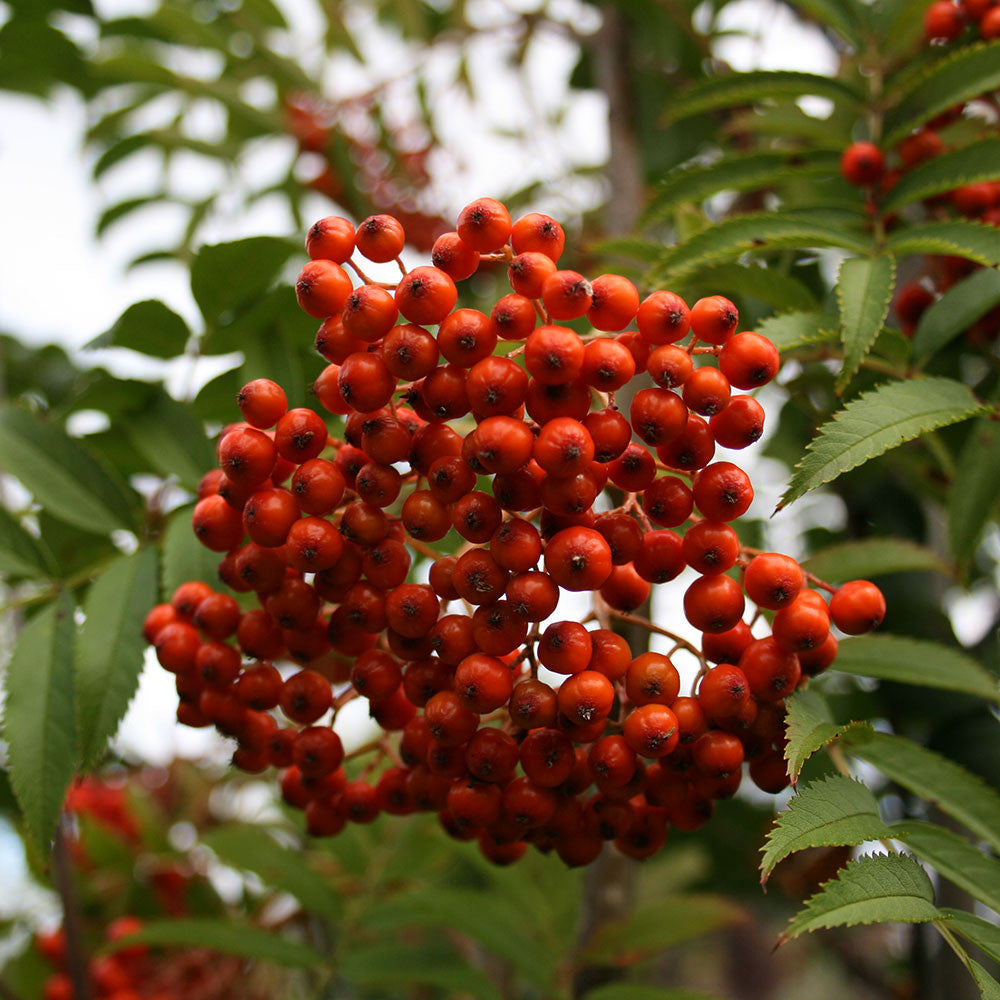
left=75, top=548, right=158, bottom=770
left=782, top=689, right=870, bottom=781
left=781, top=854, right=939, bottom=943
left=885, top=220, right=1000, bottom=268
left=643, top=151, right=840, bottom=225
left=802, top=538, right=948, bottom=582
left=882, top=139, right=1000, bottom=212
left=201, top=825, right=342, bottom=919
left=761, top=776, right=888, bottom=883
left=892, top=821, right=1000, bottom=914
left=160, top=505, right=220, bottom=596
left=0, top=407, right=139, bottom=534
left=0, top=506, right=54, bottom=579
left=663, top=71, right=863, bottom=126
left=338, top=942, right=502, bottom=1000
left=949, top=419, right=1000, bottom=570
left=836, top=254, right=896, bottom=392
left=655, top=215, right=867, bottom=283
left=584, top=987, right=720, bottom=1000
left=912, top=268, right=1000, bottom=363
left=3, top=592, right=77, bottom=855
left=191, top=236, right=298, bottom=329
left=842, top=731, right=1000, bottom=853
left=89, top=299, right=190, bottom=359
left=580, top=895, right=746, bottom=965
left=778, top=377, right=986, bottom=509
left=884, top=41, right=1000, bottom=145
left=833, top=635, right=999, bottom=702
left=756, top=311, right=838, bottom=353
left=944, top=909, right=1000, bottom=964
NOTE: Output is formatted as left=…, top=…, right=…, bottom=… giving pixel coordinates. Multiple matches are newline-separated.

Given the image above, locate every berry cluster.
left=38, top=917, right=254, bottom=1000
left=840, top=60, right=1000, bottom=344
left=924, top=0, right=999, bottom=40
left=63, top=777, right=190, bottom=914
left=38, top=918, right=156, bottom=1000
left=840, top=136, right=1000, bottom=230
left=143, top=201, right=886, bottom=866
left=284, top=91, right=446, bottom=252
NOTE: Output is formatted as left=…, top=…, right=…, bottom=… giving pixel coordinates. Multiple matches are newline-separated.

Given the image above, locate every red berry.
left=830, top=579, right=886, bottom=634
left=840, top=142, right=885, bottom=186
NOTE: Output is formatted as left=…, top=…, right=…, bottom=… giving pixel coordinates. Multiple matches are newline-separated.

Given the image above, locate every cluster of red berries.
left=38, top=918, right=161, bottom=1000
left=38, top=917, right=253, bottom=1000
left=142, top=201, right=886, bottom=866
left=65, top=778, right=140, bottom=842
left=840, top=135, right=1000, bottom=227
left=839, top=17, right=1000, bottom=343
left=924, top=0, right=999, bottom=40
left=284, top=91, right=446, bottom=252
left=63, top=777, right=190, bottom=914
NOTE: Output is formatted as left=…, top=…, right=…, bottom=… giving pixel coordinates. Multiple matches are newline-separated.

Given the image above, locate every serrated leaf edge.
left=835, top=253, right=897, bottom=393
left=777, top=376, right=986, bottom=510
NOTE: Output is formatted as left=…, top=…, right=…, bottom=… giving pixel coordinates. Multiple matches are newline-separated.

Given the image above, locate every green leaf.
left=3, top=592, right=77, bottom=854
left=643, top=151, right=840, bottom=225
left=781, top=854, right=939, bottom=943
left=778, top=377, right=986, bottom=509
left=36, top=513, right=116, bottom=581
left=662, top=71, right=863, bottom=126
left=943, top=909, right=1000, bottom=963
left=106, top=919, right=325, bottom=967
left=160, top=505, right=220, bottom=596
left=912, top=268, right=1000, bottom=363
left=89, top=299, right=190, bottom=359
left=885, top=221, right=1000, bottom=268
left=756, top=311, right=839, bottom=353
left=338, top=943, right=503, bottom=1000
left=581, top=895, right=746, bottom=964
left=803, top=538, right=949, bottom=582
left=874, top=0, right=934, bottom=51
left=655, top=215, right=868, bottom=283
left=833, top=636, right=999, bottom=703
left=365, top=887, right=553, bottom=987
left=96, top=196, right=163, bottom=238
left=200, top=825, right=342, bottom=918
left=683, top=264, right=820, bottom=312
left=193, top=366, right=242, bottom=424
left=124, top=392, right=214, bottom=490
left=0, top=506, right=54, bottom=579
left=884, top=42, right=1000, bottom=146
left=584, top=987, right=719, bottom=1000
left=592, top=237, right=664, bottom=264
left=949, top=419, right=1000, bottom=569
left=882, top=139, right=1000, bottom=213
left=0, top=407, right=139, bottom=534
left=836, top=254, right=896, bottom=392
left=92, top=133, right=156, bottom=179
left=970, top=959, right=1000, bottom=1000
left=760, top=776, right=889, bottom=884
left=784, top=688, right=837, bottom=780
left=783, top=688, right=871, bottom=780
left=842, top=731, right=1000, bottom=853
left=241, top=311, right=310, bottom=413
left=796, top=0, right=867, bottom=43
left=191, top=237, right=298, bottom=329
left=75, top=548, right=158, bottom=770
left=892, top=821, right=1000, bottom=913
